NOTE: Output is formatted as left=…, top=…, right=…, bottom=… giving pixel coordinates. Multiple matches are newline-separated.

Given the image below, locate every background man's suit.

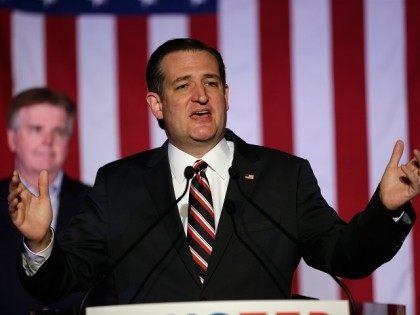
left=19, top=130, right=415, bottom=305
left=0, top=175, right=90, bottom=315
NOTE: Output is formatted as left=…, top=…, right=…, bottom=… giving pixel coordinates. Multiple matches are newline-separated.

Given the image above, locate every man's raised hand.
left=8, top=170, right=53, bottom=252
left=379, top=140, right=420, bottom=210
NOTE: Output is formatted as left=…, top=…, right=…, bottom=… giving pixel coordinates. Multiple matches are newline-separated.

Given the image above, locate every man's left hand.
left=380, top=140, right=420, bottom=210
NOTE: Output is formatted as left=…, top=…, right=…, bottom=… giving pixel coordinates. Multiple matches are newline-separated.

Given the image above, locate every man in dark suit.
left=7, top=39, right=420, bottom=306
left=0, top=87, right=90, bottom=314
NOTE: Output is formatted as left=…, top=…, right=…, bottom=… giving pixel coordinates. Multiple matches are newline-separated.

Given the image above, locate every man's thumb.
left=38, top=170, right=50, bottom=198
left=388, top=140, right=404, bottom=168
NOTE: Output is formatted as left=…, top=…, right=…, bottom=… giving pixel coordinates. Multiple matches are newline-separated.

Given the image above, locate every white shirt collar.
left=20, top=171, right=63, bottom=198
left=168, top=138, right=232, bottom=184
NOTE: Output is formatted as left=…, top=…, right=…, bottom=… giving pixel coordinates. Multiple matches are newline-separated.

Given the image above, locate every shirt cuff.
left=22, top=228, right=55, bottom=276
left=392, top=210, right=405, bottom=222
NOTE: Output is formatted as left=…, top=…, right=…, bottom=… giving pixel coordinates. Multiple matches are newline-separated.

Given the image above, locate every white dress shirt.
left=168, top=138, right=234, bottom=233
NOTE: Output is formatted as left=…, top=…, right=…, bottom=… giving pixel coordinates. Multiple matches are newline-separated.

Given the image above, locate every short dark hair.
left=8, top=87, right=76, bottom=132
left=146, top=38, right=226, bottom=129
left=146, top=38, right=226, bottom=97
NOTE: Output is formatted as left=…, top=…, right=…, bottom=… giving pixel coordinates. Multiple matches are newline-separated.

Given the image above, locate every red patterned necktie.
left=187, top=160, right=216, bottom=282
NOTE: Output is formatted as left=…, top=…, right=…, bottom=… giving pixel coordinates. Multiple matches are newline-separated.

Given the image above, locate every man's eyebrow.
left=203, top=73, right=220, bottom=80
left=172, top=73, right=221, bottom=84
left=172, top=75, right=192, bottom=84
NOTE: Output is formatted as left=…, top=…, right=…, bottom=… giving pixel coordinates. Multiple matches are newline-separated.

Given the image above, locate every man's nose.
left=42, top=131, right=54, bottom=144
left=192, top=84, right=208, bottom=104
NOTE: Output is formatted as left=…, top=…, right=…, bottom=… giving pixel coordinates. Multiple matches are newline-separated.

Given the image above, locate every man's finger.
left=388, top=140, right=404, bottom=168
left=402, top=164, right=419, bottom=182
left=9, top=170, right=20, bottom=193
left=8, top=185, right=22, bottom=205
left=12, top=203, right=25, bottom=226
left=8, top=197, right=19, bottom=214
left=413, top=149, right=420, bottom=166
left=38, top=170, right=50, bottom=199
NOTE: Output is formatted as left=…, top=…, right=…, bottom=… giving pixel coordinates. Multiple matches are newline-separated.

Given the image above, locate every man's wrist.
left=26, top=228, right=53, bottom=253
left=22, top=228, right=55, bottom=276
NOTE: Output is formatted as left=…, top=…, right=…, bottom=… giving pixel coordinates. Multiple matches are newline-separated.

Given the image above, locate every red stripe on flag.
left=45, top=16, right=81, bottom=180
left=259, top=0, right=296, bottom=296
left=0, top=10, right=14, bottom=178
left=117, top=16, right=150, bottom=157
left=406, top=1, right=420, bottom=313
left=259, top=0, right=293, bottom=154
left=331, top=1, right=372, bottom=301
left=189, top=14, right=218, bottom=50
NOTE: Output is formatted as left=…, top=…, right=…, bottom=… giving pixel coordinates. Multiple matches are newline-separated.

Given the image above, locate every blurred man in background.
left=0, top=87, right=90, bottom=315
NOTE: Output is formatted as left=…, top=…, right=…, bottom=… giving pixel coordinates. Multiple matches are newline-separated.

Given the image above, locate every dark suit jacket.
left=0, top=174, right=90, bottom=315
left=19, top=130, right=415, bottom=306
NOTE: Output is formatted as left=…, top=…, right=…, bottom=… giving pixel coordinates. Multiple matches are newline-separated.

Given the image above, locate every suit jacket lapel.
left=143, top=143, right=202, bottom=287
left=141, top=131, right=261, bottom=288
left=204, top=130, right=260, bottom=286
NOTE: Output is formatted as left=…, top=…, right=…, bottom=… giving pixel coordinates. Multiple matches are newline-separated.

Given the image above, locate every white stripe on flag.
left=290, top=0, right=339, bottom=300
left=147, top=15, right=189, bottom=149
left=219, top=0, right=262, bottom=145
left=77, top=16, right=119, bottom=184
left=12, top=11, right=45, bottom=93
left=365, top=1, right=415, bottom=314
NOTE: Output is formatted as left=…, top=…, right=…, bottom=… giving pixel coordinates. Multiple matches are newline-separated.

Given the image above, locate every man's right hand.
left=8, top=170, right=53, bottom=252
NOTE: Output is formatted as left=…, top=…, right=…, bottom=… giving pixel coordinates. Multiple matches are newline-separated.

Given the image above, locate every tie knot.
left=193, top=160, right=208, bottom=173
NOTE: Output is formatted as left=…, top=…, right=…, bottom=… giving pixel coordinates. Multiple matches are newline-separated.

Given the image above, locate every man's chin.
left=190, top=135, right=225, bottom=150
left=33, top=165, right=58, bottom=174
left=190, top=125, right=223, bottom=140
left=191, top=131, right=217, bottom=143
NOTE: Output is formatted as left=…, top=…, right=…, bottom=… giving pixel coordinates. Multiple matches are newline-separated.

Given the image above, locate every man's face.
left=7, top=103, right=71, bottom=177
left=148, top=50, right=229, bottom=156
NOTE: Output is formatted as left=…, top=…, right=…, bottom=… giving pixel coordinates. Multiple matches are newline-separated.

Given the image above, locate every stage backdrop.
left=0, top=0, right=419, bottom=314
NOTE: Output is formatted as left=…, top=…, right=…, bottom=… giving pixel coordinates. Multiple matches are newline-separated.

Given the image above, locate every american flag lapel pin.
left=244, top=173, right=254, bottom=180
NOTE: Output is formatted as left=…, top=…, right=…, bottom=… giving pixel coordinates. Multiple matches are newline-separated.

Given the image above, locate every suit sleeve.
left=19, top=167, right=110, bottom=303
left=296, top=159, right=415, bottom=278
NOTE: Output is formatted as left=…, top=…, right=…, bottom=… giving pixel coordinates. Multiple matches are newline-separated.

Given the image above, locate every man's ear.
left=7, top=129, right=16, bottom=153
left=146, top=92, right=163, bottom=120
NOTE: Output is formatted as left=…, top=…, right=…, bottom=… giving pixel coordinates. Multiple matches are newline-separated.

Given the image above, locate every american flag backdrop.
left=0, top=0, right=419, bottom=314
